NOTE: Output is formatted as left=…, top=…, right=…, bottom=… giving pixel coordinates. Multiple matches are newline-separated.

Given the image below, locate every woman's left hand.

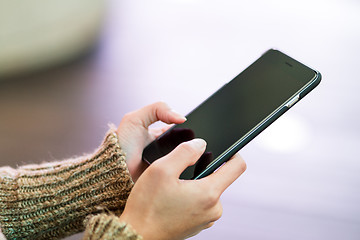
left=116, top=102, right=187, bottom=182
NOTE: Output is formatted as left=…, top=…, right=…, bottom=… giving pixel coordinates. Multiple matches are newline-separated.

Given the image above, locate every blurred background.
left=0, top=0, right=359, bottom=239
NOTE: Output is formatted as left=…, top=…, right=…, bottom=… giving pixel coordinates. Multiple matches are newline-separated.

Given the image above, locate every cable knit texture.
left=83, top=213, right=142, bottom=240
left=0, top=128, right=137, bottom=240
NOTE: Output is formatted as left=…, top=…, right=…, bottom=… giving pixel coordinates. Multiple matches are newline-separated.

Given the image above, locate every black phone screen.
left=142, top=49, right=319, bottom=179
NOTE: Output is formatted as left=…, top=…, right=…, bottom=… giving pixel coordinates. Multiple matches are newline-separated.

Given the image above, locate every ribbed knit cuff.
left=83, top=213, right=142, bottom=240
left=0, top=128, right=134, bottom=240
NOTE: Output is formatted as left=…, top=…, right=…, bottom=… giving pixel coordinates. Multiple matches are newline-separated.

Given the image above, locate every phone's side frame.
left=194, top=71, right=322, bottom=179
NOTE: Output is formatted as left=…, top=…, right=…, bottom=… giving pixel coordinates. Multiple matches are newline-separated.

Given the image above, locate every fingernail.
left=171, top=109, right=187, bottom=121
left=190, top=138, right=207, bottom=149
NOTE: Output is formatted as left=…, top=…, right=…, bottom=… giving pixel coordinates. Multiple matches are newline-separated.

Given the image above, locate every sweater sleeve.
left=0, top=128, right=135, bottom=240
left=83, top=213, right=142, bottom=240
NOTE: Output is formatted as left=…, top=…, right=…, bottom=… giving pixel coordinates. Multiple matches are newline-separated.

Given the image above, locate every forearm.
left=0, top=129, right=134, bottom=240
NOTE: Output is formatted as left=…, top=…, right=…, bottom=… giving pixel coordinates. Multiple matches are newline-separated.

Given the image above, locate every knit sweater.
left=0, top=128, right=142, bottom=240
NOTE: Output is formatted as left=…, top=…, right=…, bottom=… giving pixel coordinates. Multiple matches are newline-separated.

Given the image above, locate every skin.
left=116, top=102, right=246, bottom=239
left=116, top=101, right=187, bottom=182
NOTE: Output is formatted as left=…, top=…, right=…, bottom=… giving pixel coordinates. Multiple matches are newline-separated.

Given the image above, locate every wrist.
left=119, top=212, right=158, bottom=240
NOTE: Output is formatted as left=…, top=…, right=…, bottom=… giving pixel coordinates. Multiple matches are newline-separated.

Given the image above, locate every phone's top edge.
left=264, top=49, right=322, bottom=82
left=196, top=68, right=321, bottom=180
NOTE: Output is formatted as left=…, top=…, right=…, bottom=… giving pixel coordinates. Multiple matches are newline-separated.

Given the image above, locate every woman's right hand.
left=119, top=139, right=246, bottom=240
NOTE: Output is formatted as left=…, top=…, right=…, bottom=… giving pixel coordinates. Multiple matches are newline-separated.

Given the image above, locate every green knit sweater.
left=0, top=129, right=142, bottom=240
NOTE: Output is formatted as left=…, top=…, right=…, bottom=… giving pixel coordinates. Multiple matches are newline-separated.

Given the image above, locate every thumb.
left=158, top=139, right=207, bottom=177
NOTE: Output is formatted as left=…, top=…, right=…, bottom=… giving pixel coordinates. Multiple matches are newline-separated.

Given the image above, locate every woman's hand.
left=116, top=102, right=186, bottom=182
left=119, top=139, right=246, bottom=240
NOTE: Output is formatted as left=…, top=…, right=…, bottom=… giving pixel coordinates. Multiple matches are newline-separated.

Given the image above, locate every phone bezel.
left=194, top=70, right=321, bottom=179
left=142, top=50, right=322, bottom=180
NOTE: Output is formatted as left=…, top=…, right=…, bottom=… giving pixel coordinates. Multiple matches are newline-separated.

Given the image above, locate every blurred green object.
left=0, top=0, right=105, bottom=79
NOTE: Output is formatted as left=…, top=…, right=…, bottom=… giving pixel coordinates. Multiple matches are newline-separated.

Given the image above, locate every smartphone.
left=142, top=49, right=321, bottom=180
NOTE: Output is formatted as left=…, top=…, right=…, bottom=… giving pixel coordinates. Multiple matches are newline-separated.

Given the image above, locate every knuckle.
left=149, top=101, right=170, bottom=123
left=154, top=101, right=167, bottom=107
left=212, top=203, right=223, bottom=221
left=208, top=190, right=221, bottom=206
left=205, top=202, right=223, bottom=223
left=200, top=188, right=220, bottom=209
left=204, top=203, right=222, bottom=228
left=152, top=101, right=168, bottom=111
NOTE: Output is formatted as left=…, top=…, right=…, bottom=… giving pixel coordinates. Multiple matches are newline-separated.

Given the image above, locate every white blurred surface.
left=0, top=0, right=105, bottom=77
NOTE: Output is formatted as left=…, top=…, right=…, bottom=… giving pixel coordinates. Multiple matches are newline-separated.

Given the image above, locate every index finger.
left=136, top=102, right=186, bottom=128
left=203, top=153, right=246, bottom=194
